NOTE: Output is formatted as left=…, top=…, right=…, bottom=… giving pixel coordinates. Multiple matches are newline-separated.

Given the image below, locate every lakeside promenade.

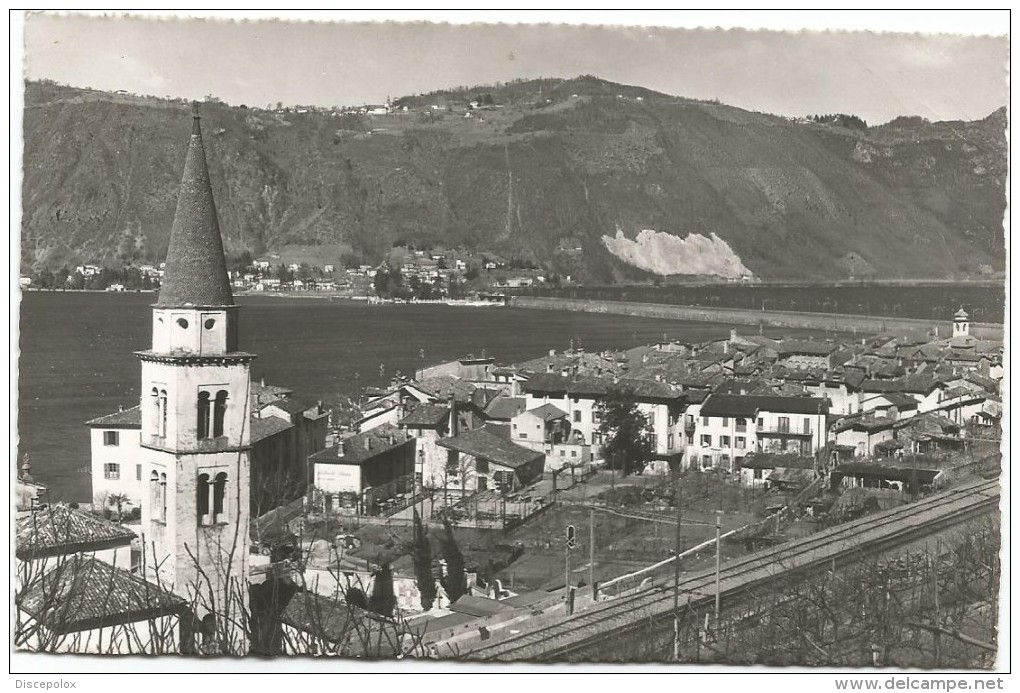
left=509, top=295, right=1005, bottom=340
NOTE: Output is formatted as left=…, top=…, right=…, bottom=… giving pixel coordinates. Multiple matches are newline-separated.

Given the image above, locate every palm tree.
left=107, top=493, right=130, bottom=522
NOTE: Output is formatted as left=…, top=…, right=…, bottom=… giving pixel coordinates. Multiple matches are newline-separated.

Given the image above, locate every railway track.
left=467, top=478, right=999, bottom=662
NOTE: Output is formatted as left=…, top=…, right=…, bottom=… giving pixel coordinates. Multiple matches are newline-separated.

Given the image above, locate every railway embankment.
left=508, top=296, right=1004, bottom=340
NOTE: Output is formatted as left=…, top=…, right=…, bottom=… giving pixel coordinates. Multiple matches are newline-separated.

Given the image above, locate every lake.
left=18, top=291, right=837, bottom=502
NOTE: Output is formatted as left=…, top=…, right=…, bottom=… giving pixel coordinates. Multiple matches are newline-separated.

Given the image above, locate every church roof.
left=156, top=107, right=234, bottom=308
left=954, top=307, right=969, bottom=320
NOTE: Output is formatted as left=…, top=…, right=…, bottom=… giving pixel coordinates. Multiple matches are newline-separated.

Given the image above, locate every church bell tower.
left=138, top=105, right=253, bottom=651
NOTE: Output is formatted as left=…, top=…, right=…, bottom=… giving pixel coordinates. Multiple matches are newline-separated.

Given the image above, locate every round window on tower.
left=177, top=318, right=189, bottom=329
left=204, top=318, right=216, bottom=329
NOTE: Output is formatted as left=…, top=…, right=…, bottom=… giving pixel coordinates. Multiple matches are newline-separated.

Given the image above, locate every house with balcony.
left=687, top=394, right=829, bottom=472
left=520, top=373, right=687, bottom=466
left=511, top=404, right=591, bottom=471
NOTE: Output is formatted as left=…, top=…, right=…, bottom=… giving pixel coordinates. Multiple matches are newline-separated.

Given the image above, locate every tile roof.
left=156, top=110, right=234, bottom=308
left=399, top=403, right=450, bottom=427
left=16, top=505, right=136, bottom=560
left=684, top=389, right=710, bottom=404
left=832, top=415, right=898, bottom=434
left=862, top=392, right=919, bottom=408
left=439, top=424, right=544, bottom=470
left=834, top=462, right=944, bottom=483
left=251, top=380, right=294, bottom=402
left=18, top=556, right=185, bottom=634
left=861, top=374, right=937, bottom=395
left=309, top=424, right=412, bottom=465
left=714, top=378, right=772, bottom=396
left=410, top=375, right=476, bottom=403
left=701, top=394, right=828, bottom=417
left=261, top=397, right=311, bottom=415
left=777, top=340, right=838, bottom=356
left=483, top=396, right=526, bottom=421
left=521, top=373, right=681, bottom=401
left=86, top=405, right=142, bottom=428
left=280, top=590, right=399, bottom=656
left=250, top=415, right=294, bottom=443
left=523, top=403, right=568, bottom=421
left=448, top=594, right=515, bottom=617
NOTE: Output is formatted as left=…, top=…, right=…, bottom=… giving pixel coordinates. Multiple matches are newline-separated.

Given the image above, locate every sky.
left=22, top=11, right=1010, bottom=125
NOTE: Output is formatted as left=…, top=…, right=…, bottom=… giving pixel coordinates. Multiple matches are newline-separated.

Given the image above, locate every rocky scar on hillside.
left=20, top=76, right=1007, bottom=281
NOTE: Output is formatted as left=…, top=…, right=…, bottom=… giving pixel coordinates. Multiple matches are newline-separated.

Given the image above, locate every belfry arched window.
left=213, top=390, right=228, bottom=438
left=150, top=470, right=161, bottom=518
left=159, top=390, right=168, bottom=437
left=159, top=473, right=168, bottom=521
left=151, top=387, right=160, bottom=434
left=213, top=472, right=228, bottom=522
left=197, top=392, right=211, bottom=440
left=197, top=473, right=211, bottom=524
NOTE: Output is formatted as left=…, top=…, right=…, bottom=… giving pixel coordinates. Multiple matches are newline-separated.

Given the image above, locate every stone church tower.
left=138, top=106, right=253, bottom=651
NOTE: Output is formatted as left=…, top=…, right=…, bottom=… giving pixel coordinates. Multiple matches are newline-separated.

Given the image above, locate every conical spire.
left=156, top=103, right=234, bottom=307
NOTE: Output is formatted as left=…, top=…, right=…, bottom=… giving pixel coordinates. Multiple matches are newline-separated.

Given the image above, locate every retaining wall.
left=509, top=296, right=1004, bottom=340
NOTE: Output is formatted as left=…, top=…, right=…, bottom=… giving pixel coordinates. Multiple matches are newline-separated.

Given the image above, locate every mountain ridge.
left=20, top=76, right=1007, bottom=281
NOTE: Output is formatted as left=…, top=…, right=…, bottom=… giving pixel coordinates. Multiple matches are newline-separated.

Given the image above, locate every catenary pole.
left=673, top=470, right=683, bottom=661
left=715, top=510, right=722, bottom=626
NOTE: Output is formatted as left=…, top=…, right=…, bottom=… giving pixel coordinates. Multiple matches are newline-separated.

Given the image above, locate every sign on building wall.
left=315, top=464, right=361, bottom=494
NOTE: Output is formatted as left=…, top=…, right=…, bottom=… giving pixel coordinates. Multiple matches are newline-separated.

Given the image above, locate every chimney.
left=547, top=363, right=554, bottom=373
left=317, top=400, right=324, bottom=414
left=389, top=433, right=395, bottom=446
left=364, top=436, right=372, bottom=452
left=337, top=440, right=345, bottom=457
left=549, top=349, right=556, bottom=357
left=261, top=376, right=266, bottom=387
left=118, top=404, right=124, bottom=412
left=448, top=396, right=458, bottom=438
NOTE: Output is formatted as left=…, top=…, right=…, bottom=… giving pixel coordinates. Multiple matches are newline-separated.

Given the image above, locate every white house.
left=87, top=406, right=145, bottom=510
left=687, top=394, right=829, bottom=472
left=520, top=373, right=687, bottom=464
left=510, top=404, right=591, bottom=471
